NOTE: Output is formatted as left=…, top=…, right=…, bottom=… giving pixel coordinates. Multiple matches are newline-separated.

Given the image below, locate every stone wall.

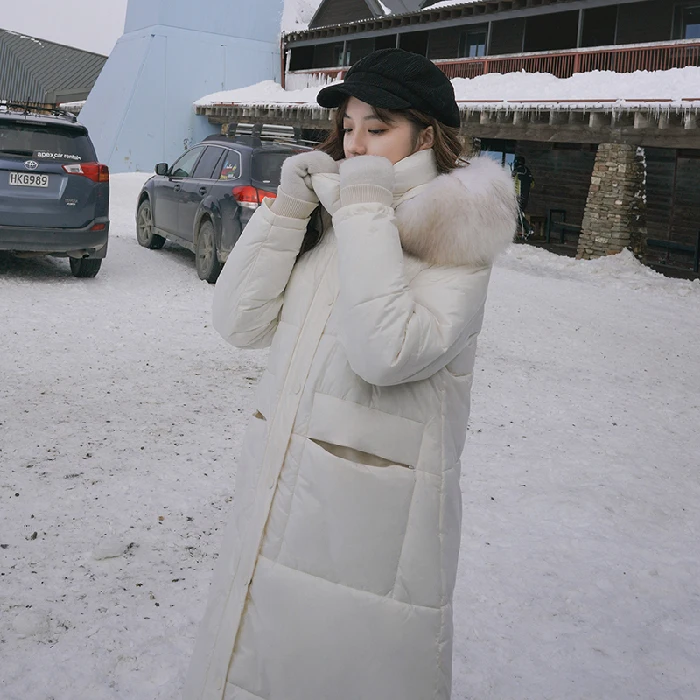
left=577, top=143, right=647, bottom=259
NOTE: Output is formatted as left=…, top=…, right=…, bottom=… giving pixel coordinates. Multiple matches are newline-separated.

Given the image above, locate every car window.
left=169, top=146, right=205, bottom=178
left=251, top=150, right=303, bottom=188
left=0, top=120, right=96, bottom=162
left=218, top=149, right=242, bottom=181
left=192, top=146, right=225, bottom=179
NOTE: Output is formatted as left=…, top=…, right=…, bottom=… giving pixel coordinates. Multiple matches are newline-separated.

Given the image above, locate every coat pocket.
left=278, top=436, right=417, bottom=595
left=307, top=393, right=424, bottom=470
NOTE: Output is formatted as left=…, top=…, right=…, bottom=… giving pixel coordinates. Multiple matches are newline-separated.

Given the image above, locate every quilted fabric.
left=183, top=150, right=517, bottom=700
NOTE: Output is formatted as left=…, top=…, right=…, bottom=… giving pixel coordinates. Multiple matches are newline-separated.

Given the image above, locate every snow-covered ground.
left=1, top=173, right=699, bottom=699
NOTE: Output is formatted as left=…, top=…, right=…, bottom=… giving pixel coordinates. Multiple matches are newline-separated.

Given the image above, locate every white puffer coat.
left=184, top=149, right=517, bottom=700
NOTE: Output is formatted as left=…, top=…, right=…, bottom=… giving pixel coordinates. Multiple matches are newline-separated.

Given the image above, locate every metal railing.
left=286, top=40, right=700, bottom=88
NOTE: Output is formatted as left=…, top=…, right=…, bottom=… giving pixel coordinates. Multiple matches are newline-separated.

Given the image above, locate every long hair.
left=298, top=98, right=465, bottom=256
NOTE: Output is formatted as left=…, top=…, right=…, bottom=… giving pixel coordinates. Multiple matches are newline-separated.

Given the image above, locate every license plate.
left=9, top=172, right=49, bottom=187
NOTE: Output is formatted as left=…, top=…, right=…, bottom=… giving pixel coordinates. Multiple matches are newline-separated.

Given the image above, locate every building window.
left=332, top=44, right=345, bottom=66
left=681, top=6, right=700, bottom=39
left=459, top=28, right=487, bottom=58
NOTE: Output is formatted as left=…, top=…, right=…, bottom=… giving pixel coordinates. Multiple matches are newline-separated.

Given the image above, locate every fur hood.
left=311, top=151, right=518, bottom=267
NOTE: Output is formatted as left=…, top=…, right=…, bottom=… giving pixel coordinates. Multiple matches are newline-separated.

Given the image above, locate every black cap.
left=317, top=48, right=461, bottom=129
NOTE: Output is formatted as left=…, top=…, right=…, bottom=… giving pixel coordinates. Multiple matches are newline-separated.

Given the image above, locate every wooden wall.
left=644, top=147, right=676, bottom=242
left=310, top=0, right=373, bottom=29
left=644, top=147, right=700, bottom=272
left=616, top=0, right=673, bottom=44
left=523, top=10, right=579, bottom=52
left=312, top=42, right=344, bottom=68
left=427, top=25, right=462, bottom=60
left=672, top=153, right=700, bottom=248
left=489, top=18, right=526, bottom=55
left=516, top=142, right=597, bottom=234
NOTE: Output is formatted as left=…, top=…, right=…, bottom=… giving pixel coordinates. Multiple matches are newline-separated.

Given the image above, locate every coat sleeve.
left=212, top=199, right=310, bottom=348
left=332, top=202, right=492, bottom=386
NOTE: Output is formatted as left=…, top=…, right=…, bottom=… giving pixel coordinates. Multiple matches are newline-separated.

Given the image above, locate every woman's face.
left=342, top=96, right=433, bottom=164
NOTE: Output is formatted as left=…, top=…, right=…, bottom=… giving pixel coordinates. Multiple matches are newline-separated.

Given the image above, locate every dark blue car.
left=136, top=135, right=309, bottom=283
left=0, top=104, right=109, bottom=278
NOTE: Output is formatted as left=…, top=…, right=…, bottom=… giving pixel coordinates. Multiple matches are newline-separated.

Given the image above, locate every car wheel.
left=69, top=257, right=102, bottom=278
left=196, top=219, right=222, bottom=284
left=136, top=199, right=166, bottom=249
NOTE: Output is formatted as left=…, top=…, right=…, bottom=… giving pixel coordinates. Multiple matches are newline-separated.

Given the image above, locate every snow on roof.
left=281, top=0, right=325, bottom=34
left=195, top=67, right=700, bottom=111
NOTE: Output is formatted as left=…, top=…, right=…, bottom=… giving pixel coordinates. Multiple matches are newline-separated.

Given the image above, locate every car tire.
left=69, top=257, right=102, bottom=278
left=196, top=219, right=222, bottom=284
left=136, top=199, right=166, bottom=249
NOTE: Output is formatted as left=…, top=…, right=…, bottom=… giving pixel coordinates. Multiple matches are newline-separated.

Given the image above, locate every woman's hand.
left=338, top=155, right=395, bottom=208
left=277, top=149, right=338, bottom=201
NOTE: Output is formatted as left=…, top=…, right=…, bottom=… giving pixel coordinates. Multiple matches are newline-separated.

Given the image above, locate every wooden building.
left=198, top=0, right=700, bottom=278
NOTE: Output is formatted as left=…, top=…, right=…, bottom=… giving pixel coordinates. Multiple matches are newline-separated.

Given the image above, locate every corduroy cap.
left=317, top=48, right=461, bottom=128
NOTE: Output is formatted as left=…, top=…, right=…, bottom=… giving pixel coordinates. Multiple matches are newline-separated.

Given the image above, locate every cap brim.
left=317, top=82, right=412, bottom=111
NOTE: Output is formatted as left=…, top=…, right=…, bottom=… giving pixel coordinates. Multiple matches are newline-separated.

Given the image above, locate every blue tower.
left=79, top=0, right=284, bottom=172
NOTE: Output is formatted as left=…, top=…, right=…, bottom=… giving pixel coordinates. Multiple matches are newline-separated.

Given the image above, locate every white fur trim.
left=394, top=156, right=518, bottom=266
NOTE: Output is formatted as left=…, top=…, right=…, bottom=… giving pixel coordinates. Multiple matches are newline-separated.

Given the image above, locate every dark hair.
left=318, top=97, right=464, bottom=174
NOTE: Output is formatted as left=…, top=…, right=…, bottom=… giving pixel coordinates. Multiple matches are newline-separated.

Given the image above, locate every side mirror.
left=155, top=163, right=169, bottom=176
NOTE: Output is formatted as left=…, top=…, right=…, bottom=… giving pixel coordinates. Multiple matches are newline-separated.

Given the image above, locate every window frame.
left=169, top=146, right=206, bottom=179
left=458, top=27, right=487, bottom=59
left=673, top=3, right=700, bottom=39
left=217, top=148, right=243, bottom=182
left=192, top=145, right=226, bottom=180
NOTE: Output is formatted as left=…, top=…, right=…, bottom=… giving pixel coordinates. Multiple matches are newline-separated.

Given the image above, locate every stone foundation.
left=578, top=143, right=646, bottom=260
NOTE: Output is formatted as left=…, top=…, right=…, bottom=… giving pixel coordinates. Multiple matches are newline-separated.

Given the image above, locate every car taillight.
left=232, top=185, right=277, bottom=210
left=62, top=163, right=109, bottom=183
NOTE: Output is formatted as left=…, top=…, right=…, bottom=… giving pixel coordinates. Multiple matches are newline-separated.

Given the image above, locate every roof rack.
left=204, top=122, right=316, bottom=147
left=0, top=100, right=78, bottom=123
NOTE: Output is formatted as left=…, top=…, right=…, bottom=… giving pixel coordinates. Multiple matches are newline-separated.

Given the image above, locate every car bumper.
left=0, top=220, right=110, bottom=257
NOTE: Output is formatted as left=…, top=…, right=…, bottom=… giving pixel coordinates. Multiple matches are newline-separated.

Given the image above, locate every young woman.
left=184, top=49, right=517, bottom=700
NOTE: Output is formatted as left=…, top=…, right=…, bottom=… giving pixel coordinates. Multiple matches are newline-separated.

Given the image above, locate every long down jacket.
left=184, top=149, right=517, bottom=700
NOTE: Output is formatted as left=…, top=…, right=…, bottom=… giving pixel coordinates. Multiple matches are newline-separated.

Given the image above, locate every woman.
left=184, top=49, right=517, bottom=700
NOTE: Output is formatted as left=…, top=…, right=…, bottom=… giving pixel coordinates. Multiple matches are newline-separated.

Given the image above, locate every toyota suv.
left=0, top=103, right=109, bottom=277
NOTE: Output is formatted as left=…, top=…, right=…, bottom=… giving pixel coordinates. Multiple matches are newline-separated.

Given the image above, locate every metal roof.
left=0, top=28, right=107, bottom=104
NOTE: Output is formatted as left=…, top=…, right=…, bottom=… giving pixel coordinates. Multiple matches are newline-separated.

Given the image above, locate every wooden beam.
left=199, top=104, right=700, bottom=149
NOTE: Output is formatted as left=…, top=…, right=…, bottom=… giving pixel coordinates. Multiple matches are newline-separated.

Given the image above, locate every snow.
left=196, top=66, right=700, bottom=111
left=5, top=30, right=44, bottom=46
left=281, top=0, right=324, bottom=34
left=376, top=0, right=392, bottom=15
left=1, top=173, right=700, bottom=699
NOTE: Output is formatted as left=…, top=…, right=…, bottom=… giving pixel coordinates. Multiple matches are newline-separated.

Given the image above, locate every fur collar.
left=311, top=151, right=518, bottom=267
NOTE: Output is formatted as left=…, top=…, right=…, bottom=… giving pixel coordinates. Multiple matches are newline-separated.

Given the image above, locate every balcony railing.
left=285, top=40, right=700, bottom=89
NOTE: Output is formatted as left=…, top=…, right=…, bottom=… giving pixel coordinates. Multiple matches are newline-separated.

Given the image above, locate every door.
left=178, top=145, right=225, bottom=242
left=152, top=146, right=204, bottom=235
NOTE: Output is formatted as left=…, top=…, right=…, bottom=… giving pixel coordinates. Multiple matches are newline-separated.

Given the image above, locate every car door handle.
left=173, top=184, right=181, bottom=192
left=198, top=187, right=207, bottom=196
